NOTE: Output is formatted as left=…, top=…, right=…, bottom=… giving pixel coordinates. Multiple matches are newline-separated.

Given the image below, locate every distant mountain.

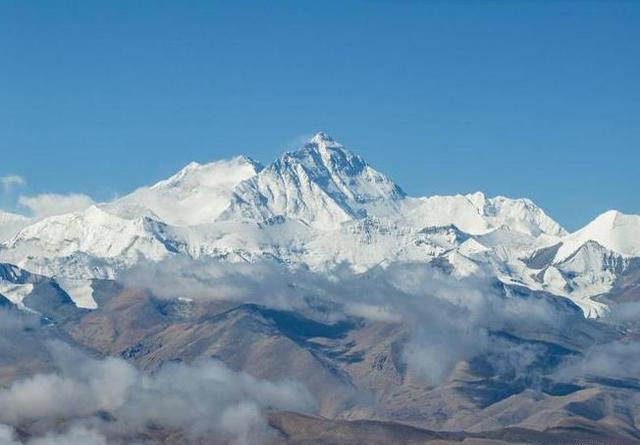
left=118, top=155, right=263, bottom=226
left=555, top=210, right=640, bottom=262
left=399, top=191, right=566, bottom=238
left=2, top=132, right=640, bottom=445
left=220, top=132, right=406, bottom=229
left=0, top=132, right=638, bottom=318
left=0, top=205, right=186, bottom=279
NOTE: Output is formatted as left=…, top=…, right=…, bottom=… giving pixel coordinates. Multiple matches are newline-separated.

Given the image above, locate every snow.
left=0, top=205, right=182, bottom=279
left=555, top=210, right=640, bottom=262
left=118, top=156, right=262, bottom=226
left=0, top=282, right=33, bottom=307
left=5, top=205, right=171, bottom=260
left=219, top=133, right=405, bottom=229
left=0, top=132, right=637, bottom=320
left=541, top=264, right=610, bottom=318
left=400, top=195, right=491, bottom=234
left=478, top=194, right=567, bottom=238
left=56, top=278, right=97, bottom=309
left=458, top=238, right=491, bottom=256
left=0, top=210, right=30, bottom=242
left=399, top=192, right=565, bottom=238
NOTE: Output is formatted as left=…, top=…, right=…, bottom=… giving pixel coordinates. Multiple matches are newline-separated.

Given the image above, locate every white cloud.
left=0, top=424, right=21, bottom=445
left=120, top=258, right=569, bottom=386
left=0, top=341, right=315, bottom=445
left=0, top=425, right=106, bottom=445
left=555, top=340, right=640, bottom=382
left=27, top=427, right=107, bottom=445
left=344, top=303, right=402, bottom=323
left=0, top=176, right=25, bottom=193
left=18, top=193, right=94, bottom=218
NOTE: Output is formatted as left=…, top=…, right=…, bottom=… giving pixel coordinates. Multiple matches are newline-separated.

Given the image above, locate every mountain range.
left=1, top=132, right=637, bottom=318
left=0, top=133, right=639, bottom=445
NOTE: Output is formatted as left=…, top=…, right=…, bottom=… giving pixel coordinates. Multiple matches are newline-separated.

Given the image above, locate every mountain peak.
left=593, top=209, right=625, bottom=226
left=290, top=132, right=353, bottom=164
left=309, top=131, right=336, bottom=145
left=285, top=133, right=363, bottom=176
left=220, top=133, right=406, bottom=228
left=117, top=156, right=262, bottom=226
left=233, top=154, right=262, bottom=167
left=554, top=209, right=640, bottom=262
left=581, top=209, right=638, bottom=234
left=160, top=156, right=262, bottom=188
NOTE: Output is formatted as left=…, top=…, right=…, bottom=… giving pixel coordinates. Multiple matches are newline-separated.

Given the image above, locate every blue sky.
left=1, top=0, right=638, bottom=230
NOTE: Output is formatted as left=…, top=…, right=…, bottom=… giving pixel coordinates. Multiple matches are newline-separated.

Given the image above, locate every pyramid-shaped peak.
left=219, top=131, right=406, bottom=229
left=310, top=131, right=338, bottom=145
left=281, top=132, right=360, bottom=169
left=303, top=132, right=350, bottom=155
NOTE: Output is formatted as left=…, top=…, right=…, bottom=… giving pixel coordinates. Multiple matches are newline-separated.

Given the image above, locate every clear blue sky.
left=1, top=1, right=638, bottom=230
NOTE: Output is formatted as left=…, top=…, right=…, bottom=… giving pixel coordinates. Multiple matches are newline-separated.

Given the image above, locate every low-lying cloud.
left=120, top=257, right=575, bottom=385
left=1, top=254, right=634, bottom=442
left=0, top=341, right=315, bottom=445
left=555, top=340, right=640, bottom=382
left=0, top=425, right=107, bottom=445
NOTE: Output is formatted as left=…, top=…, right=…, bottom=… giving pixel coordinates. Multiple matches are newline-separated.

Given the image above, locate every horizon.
left=2, top=1, right=639, bottom=230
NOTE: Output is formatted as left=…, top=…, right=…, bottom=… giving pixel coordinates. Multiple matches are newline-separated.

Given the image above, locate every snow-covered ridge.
left=0, top=132, right=638, bottom=319
left=118, top=155, right=263, bottom=226
left=554, top=210, right=640, bottom=262
left=400, top=192, right=566, bottom=238
left=0, top=205, right=185, bottom=279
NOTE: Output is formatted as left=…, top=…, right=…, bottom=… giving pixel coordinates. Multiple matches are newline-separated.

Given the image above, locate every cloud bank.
left=120, top=258, right=576, bottom=385
left=0, top=341, right=315, bottom=445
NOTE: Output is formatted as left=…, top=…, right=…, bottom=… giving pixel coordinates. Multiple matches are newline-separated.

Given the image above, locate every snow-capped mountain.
left=0, top=132, right=638, bottom=318
left=518, top=210, right=640, bottom=317
left=554, top=210, right=640, bottom=262
left=219, top=132, right=406, bottom=229
left=0, top=205, right=186, bottom=279
left=399, top=192, right=566, bottom=239
left=118, top=155, right=263, bottom=226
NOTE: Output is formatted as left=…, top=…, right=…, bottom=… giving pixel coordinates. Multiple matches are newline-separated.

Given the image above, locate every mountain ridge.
left=0, top=132, right=638, bottom=319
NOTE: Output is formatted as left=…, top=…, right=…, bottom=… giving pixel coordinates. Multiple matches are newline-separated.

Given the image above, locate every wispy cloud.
left=0, top=175, right=26, bottom=194
left=18, top=193, right=94, bottom=218
left=0, top=339, right=315, bottom=445
left=555, top=340, right=640, bottom=382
